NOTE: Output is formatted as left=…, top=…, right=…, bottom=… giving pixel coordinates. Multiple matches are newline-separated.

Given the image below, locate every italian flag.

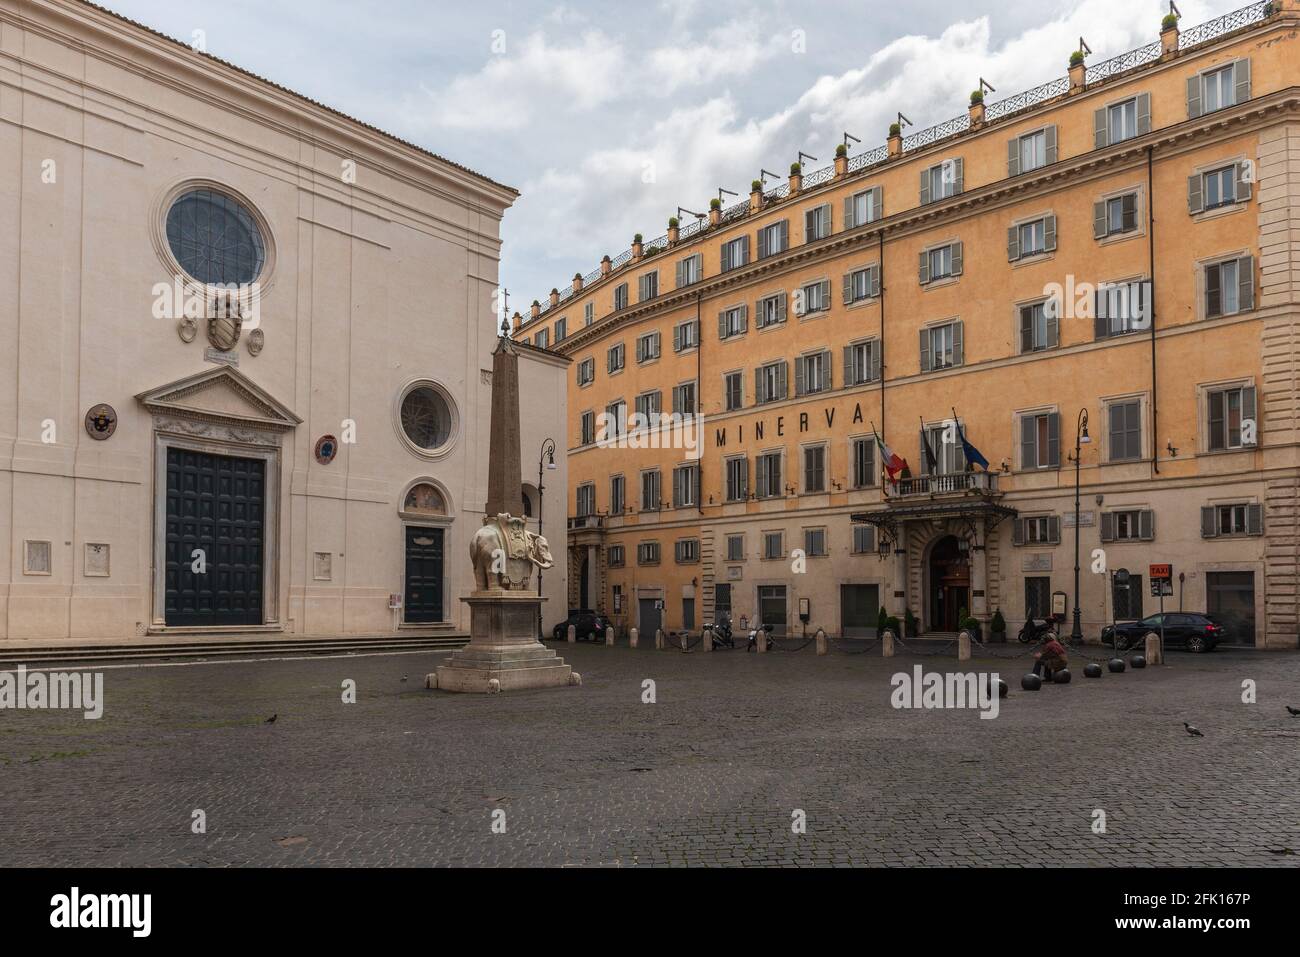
left=874, top=430, right=908, bottom=483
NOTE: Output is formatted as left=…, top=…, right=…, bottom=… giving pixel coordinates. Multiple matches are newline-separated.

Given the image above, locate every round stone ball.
left=1129, top=655, right=1147, bottom=669
left=1052, top=668, right=1072, bottom=684
left=1108, top=658, right=1126, bottom=673
left=1084, top=662, right=1103, bottom=678
left=1021, top=673, right=1042, bottom=691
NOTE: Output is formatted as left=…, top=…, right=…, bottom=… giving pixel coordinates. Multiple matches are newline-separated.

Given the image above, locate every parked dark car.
left=552, top=609, right=609, bottom=642
left=1101, top=613, right=1223, bottom=653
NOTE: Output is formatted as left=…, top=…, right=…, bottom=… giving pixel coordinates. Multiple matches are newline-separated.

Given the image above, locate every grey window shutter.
left=868, top=264, right=881, bottom=298
left=1139, top=509, right=1154, bottom=541
left=821, top=204, right=832, bottom=235
left=1008, top=225, right=1020, bottom=262
left=779, top=220, right=789, bottom=251
left=635, top=338, right=643, bottom=363
left=919, top=328, right=931, bottom=372
left=778, top=361, right=788, bottom=399
left=823, top=350, right=833, bottom=390
left=1234, top=58, right=1251, bottom=105
left=1045, top=125, right=1057, bottom=164
left=820, top=279, right=831, bottom=306
left=1188, top=173, right=1204, bottom=214
left=1048, top=515, right=1060, bottom=545
left=804, top=207, right=817, bottom=240
left=775, top=294, right=786, bottom=324
left=1093, top=200, right=1107, bottom=239
left=757, top=225, right=768, bottom=260
left=741, top=235, right=750, bottom=265
left=1122, top=193, right=1138, bottom=231
left=1100, top=512, right=1116, bottom=543
left=871, top=186, right=883, bottom=220
left=870, top=341, right=881, bottom=381
left=718, top=310, right=728, bottom=340
left=676, top=259, right=686, bottom=288
left=842, top=272, right=854, bottom=305
left=952, top=320, right=964, bottom=366
left=1201, top=506, right=1217, bottom=538
left=951, top=241, right=964, bottom=276
left=721, top=242, right=732, bottom=272
left=843, top=346, right=855, bottom=385
left=1095, top=286, right=1109, bottom=339
left=1247, top=503, right=1263, bottom=535
left=1094, top=107, right=1108, bottom=149
left=953, top=158, right=964, bottom=194
left=754, top=368, right=764, bottom=404
left=795, top=357, right=807, bottom=396
left=843, top=196, right=855, bottom=229
left=673, top=325, right=682, bottom=352
left=1020, top=307, right=1034, bottom=353
left=1236, top=162, right=1252, bottom=203
left=1047, top=412, right=1060, bottom=466
left=1013, top=518, right=1025, bottom=545
left=1187, top=74, right=1202, bottom=119
left=1044, top=215, right=1057, bottom=252
left=1238, top=255, right=1255, bottom=312
left=1243, top=385, right=1257, bottom=442
left=1046, top=304, right=1059, bottom=348
left=1007, top=137, right=1020, bottom=177
left=1137, top=93, right=1151, bottom=135
left=920, top=167, right=931, bottom=205
left=1021, top=415, right=1037, bottom=470
left=918, top=250, right=930, bottom=285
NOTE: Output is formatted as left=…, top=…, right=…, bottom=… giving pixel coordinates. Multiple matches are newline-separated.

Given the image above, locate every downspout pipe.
left=1148, top=145, right=1159, bottom=476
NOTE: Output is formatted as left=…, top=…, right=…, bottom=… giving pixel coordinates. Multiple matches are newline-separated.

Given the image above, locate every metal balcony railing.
left=886, top=471, right=999, bottom=498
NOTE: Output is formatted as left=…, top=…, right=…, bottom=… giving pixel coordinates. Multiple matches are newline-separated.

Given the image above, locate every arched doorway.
left=928, top=535, right=970, bottom=633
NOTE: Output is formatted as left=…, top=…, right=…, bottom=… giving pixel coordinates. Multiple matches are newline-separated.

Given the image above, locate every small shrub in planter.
left=709, top=197, right=721, bottom=210
left=889, top=122, right=901, bottom=137
left=1069, top=50, right=1085, bottom=67
left=960, top=616, right=981, bottom=639
left=969, top=89, right=984, bottom=105
left=990, top=608, right=1007, bottom=642
left=885, top=615, right=901, bottom=634
left=1162, top=13, right=1179, bottom=29
left=877, top=606, right=890, bottom=634
left=668, top=216, right=679, bottom=228
left=904, top=607, right=918, bottom=636
left=751, top=179, right=763, bottom=192
left=633, top=233, right=642, bottom=244
left=835, top=143, right=847, bottom=157
left=789, top=161, right=802, bottom=175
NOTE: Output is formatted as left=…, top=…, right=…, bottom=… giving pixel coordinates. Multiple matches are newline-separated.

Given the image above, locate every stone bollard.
left=655, top=628, right=665, bottom=650
left=1144, top=632, right=1163, bottom=665
left=680, top=631, right=689, bottom=653
left=629, top=627, right=639, bottom=648
left=702, top=626, right=713, bottom=653
left=758, top=630, right=769, bottom=653
left=815, top=628, right=828, bottom=656
left=605, top=626, right=614, bottom=646
left=567, top=624, right=576, bottom=644
left=881, top=628, right=895, bottom=658
left=958, top=630, right=971, bottom=661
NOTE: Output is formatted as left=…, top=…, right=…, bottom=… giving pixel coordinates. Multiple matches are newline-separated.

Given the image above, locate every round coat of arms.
left=314, top=435, right=339, bottom=465
left=85, top=403, right=118, bottom=440
left=247, top=328, right=265, bottom=356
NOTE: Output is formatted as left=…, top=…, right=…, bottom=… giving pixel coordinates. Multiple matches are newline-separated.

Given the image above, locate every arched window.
left=403, top=483, right=446, bottom=516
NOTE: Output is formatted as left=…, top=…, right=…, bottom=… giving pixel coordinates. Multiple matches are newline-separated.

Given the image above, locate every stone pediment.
left=136, top=366, right=301, bottom=432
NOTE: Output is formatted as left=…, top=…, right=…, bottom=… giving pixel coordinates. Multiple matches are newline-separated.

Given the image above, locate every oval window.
left=165, top=188, right=266, bottom=285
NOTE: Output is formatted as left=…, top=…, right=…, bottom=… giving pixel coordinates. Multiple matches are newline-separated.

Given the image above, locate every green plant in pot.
left=904, top=607, right=918, bottom=637
left=990, top=607, right=1007, bottom=643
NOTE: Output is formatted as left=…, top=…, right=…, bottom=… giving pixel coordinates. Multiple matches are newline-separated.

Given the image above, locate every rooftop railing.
left=530, top=2, right=1275, bottom=321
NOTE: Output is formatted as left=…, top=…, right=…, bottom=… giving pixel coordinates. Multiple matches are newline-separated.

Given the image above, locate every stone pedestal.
left=432, top=592, right=573, bottom=693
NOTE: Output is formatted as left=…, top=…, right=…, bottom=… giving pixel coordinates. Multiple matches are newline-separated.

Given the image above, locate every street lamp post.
left=1071, top=408, right=1091, bottom=644
left=536, top=438, right=557, bottom=638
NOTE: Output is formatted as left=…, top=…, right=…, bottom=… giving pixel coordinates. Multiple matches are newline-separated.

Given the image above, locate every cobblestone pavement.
left=1, top=640, right=1298, bottom=867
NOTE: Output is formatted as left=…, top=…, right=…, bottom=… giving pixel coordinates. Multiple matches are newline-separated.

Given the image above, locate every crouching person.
left=1033, top=635, right=1068, bottom=682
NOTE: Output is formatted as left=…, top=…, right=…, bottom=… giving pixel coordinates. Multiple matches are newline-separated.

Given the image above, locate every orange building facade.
left=516, top=2, right=1300, bottom=649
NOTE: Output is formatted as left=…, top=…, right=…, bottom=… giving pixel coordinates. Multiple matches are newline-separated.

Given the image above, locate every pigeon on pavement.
left=1183, top=722, right=1203, bottom=737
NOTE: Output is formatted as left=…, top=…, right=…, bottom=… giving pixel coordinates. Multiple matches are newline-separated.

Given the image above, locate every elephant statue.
left=470, top=513, right=554, bottom=592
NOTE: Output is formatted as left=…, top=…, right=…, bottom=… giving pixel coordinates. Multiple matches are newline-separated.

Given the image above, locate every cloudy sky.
left=105, top=0, right=1244, bottom=306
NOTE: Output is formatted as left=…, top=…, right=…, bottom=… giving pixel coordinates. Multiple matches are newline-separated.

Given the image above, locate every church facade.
left=0, top=0, right=568, bottom=641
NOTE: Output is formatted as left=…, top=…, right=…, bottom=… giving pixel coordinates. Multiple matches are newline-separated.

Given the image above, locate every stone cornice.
left=553, top=89, right=1300, bottom=355
left=8, top=0, right=518, bottom=215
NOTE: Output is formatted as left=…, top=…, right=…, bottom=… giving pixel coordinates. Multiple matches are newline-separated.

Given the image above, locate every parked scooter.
left=706, top=614, right=735, bottom=649
left=1017, top=617, right=1057, bottom=644
left=747, top=622, right=774, bottom=652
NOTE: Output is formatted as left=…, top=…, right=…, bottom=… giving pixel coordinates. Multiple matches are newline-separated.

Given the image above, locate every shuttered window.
left=1207, top=385, right=1257, bottom=451
left=1020, top=411, right=1061, bottom=469
left=640, top=470, right=661, bottom=512
left=755, top=361, right=788, bottom=404
left=852, top=438, right=876, bottom=488
left=1201, top=503, right=1263, bottom=537
left=609, top=475, right=625, bottom=514
left=802, top=445, right=826, bottom=493
left=755, top=452, right=783, bottom=499
left=1100, top=509, right=1154, bottom=543
left=1205, top=256, right=1254, bottom=317
left=1107, top=399, right=1142, bottom=462
left=607, top=343, right=625, bottom=373
left=1019, top=301, right=1058, bottom=353
left=844, top=339, right=881, bottom=386
left=576, top=357, right=595, bottom=386
left=724, top=456, right=749, bottom=502
left=724, top=372, right=743, bottom=411
left=756, top=292, right=787, bottom=328
left=795, top=351, right=832, bottom=396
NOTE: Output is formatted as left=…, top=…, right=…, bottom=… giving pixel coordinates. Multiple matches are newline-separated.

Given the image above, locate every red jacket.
left=1042, top=638, right=1067, bottom=660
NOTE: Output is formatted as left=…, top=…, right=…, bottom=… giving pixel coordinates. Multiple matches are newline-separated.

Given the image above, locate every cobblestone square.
left=1, top=641, right=1298, bottom=867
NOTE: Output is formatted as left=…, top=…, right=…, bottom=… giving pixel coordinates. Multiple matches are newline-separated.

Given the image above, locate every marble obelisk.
left=429, top=322, right=575, bottom=693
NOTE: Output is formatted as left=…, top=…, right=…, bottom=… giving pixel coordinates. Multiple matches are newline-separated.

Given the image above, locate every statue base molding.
left=430, top=593, right=573, bottom=693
